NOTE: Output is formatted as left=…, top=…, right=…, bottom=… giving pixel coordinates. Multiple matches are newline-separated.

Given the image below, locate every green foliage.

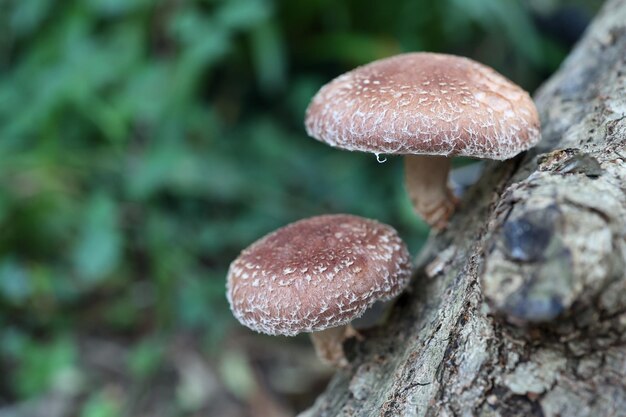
left=0, top=0, right=598, bottom=406
left=72, top=193, right=122, bottom=283
left=2, top=331, right=79, bottom=398
left=80, top=390, right=122, bottom=417
left=128, top=337, right=164, bottom=380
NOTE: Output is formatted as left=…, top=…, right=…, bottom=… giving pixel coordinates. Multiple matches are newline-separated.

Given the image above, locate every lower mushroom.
left=226, top=214, right=412, bottom=367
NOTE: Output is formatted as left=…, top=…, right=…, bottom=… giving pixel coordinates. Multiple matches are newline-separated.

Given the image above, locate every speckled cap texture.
left=226, top=214, right=412, bottom=336
left=305, top=52, right=540, bottom=160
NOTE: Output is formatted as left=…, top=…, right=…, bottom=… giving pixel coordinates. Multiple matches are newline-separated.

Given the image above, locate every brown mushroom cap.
left=226, top=214, right=411, bottom=336
left=305, top=52, right=540, bottom=160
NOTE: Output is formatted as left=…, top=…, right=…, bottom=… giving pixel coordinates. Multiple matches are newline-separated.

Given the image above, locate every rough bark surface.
left=300, top=1, right=626, bottom=416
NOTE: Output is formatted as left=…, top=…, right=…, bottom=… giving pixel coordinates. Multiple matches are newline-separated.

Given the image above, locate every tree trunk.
left=300, top=1, right=626, bottom=416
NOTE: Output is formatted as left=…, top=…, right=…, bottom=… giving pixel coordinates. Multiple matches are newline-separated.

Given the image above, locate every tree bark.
left=300, top=1, right=626, bottom=416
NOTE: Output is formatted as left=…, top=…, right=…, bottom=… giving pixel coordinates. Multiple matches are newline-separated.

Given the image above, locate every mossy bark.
left=300, top=1, right=626, bottom=415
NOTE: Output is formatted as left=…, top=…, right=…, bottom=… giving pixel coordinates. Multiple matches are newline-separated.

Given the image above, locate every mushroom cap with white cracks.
left=226, top=214, right=412, bottom=336
left=305, top=52, right=541, bottom=160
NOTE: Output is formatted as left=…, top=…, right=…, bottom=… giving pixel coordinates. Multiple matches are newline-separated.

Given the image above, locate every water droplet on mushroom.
left=375, top=153, right=387, bottom=163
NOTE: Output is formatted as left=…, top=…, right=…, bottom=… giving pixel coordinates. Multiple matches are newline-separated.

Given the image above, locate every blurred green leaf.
left=216, top=0, right=272, bottom=31
left=217, top=350, right=256, bottom=401
left=250, top=21, right=286, bottom=93
left=0, top=257, right=30, bottom=302
left=81, top=391, right=121, bottom=417
left=72, top=193, right=121, bottom=283
left=128, top=338, right=164, bottom=380
left=86, top=0, right=151, bottom=16
left=447, top=0, right=545, bottom=65
left=14, top=335, right=78, bottom=398
left=9, top=0, right=53, bottom=37
left=308, top=32, right=400, bottom=65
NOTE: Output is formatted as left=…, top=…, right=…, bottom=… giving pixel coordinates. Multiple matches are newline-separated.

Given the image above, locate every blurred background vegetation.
left=0, top=0, right=602, bottom=416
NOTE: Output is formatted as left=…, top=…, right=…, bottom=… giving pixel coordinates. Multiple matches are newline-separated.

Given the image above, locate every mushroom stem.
left=404, top=154, right=458, bottom=229
left=310, top=324, right=360, bottom=367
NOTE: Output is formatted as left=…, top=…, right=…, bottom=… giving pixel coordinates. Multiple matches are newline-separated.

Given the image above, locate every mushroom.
left=226, top=214, right=411, bottom=367
left=305, top=52, right=541, bottom=229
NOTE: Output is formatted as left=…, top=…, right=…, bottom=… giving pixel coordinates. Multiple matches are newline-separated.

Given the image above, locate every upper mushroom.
left=305, top=52, right=541, bottom=228
left=227, top=214, right=411, bottom=365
